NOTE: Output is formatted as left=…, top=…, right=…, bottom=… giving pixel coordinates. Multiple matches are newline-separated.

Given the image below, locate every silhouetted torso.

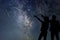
left=50, top=20, right=59, bottom=32
left=49, top=15, right=59, bottom=40
left=41, top=20, right=49, bottom=32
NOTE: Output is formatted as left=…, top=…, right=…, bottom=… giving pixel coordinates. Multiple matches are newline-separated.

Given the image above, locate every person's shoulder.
left=55, top=20, right=58, bottom=22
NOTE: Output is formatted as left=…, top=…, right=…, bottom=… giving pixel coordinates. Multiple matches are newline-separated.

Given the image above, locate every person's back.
left=41, top=19, right=49, bottom=32
left=50, top=15, right=59, bottom=40
left=50, top=15, right=59, bottom=32
left=54, top=21, right=59, bottom=32
left=41, top=17, right=49, bottom=31
left=50, top=20, right=57, bottom=31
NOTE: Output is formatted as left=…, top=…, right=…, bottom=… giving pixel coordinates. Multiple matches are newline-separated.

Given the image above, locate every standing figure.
left=34, top=15, right=49, bottom=40
left=50, top=15, right=59, bottom=40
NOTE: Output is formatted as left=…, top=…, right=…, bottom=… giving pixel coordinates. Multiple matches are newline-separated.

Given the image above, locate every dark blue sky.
left=0, top=0, right=60, bottom=40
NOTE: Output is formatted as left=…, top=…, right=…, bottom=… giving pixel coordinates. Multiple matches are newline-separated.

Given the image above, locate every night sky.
left=0, top=0, right=60, bottom=40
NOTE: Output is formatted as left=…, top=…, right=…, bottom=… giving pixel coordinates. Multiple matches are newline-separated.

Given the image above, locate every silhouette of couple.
left=34, top=15, right=60, bottom=40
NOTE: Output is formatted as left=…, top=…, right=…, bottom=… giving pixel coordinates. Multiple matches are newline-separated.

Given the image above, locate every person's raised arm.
left=41, top=14, right=45, bottom=18
left=34, top=15, right=43, bottom=22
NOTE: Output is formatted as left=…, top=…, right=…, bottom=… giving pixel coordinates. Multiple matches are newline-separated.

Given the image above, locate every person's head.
left=52, top=15, right=56, bottom=20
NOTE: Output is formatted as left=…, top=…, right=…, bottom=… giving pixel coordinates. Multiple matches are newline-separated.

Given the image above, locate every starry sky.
left=0, top=0, right=60, bottom=40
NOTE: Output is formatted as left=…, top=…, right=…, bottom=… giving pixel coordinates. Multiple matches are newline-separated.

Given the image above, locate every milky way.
left=0, top=0, right=60, bottom=40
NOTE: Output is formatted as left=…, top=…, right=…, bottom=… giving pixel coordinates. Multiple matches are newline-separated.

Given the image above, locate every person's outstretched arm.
left=41, top=14, right=45, bottom=18
left=34, top=15, right=43, bottom=22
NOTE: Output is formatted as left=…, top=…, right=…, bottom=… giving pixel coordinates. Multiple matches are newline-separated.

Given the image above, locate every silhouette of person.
left=49, top=15, right=59, bottom=40
left=34, top=15, right=49, bottom=40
